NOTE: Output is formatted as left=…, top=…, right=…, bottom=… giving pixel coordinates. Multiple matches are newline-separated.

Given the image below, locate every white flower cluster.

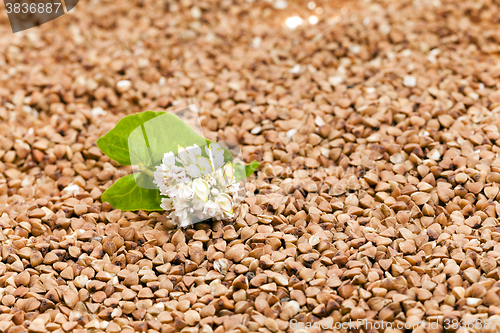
left=153, top=143, right=240, bottom=228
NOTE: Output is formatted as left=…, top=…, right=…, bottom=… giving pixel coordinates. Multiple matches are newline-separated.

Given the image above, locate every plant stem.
left=140, top=166, right=155, bottom=178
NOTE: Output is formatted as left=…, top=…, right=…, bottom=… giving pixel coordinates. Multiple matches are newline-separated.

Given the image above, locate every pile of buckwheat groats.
left=1, top=0, right=500, bottom=332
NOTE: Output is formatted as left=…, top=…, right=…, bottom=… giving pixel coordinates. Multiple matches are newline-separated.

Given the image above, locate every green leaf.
left=101, top=173, right=163, bottom=211
left=234, top=163, right=246, bottom=182
left=234, top=161, right=260, bottom=181
left=97, top=111, right=208, bottom=168
left=97, top=111, right=166, bottom=166
left=245, top=160, right=261, bottom=177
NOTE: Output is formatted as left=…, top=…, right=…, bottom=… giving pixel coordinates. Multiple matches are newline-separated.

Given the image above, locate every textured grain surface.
left=1, top=0, right=500, bottom=332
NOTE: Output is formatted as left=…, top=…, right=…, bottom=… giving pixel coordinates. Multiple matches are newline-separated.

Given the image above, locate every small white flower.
left=160, top=198, right=173, bottom=211
left=177, top=145, right=199, bottom=165
left=169, top=165, right=190, bottom=184
left=203, top=200, right=219, bottom=217
left=206, top=143, right=225, bottom=170
left=174, top=201, right=190, bottom=215
left=222, top=162, right=235, bottom=185
left=179, top=216, right=192, bottom=228
left=162, top=152, right=176, bottom=169
left=195, top=155, right=214, bottom=175
left=215, top=193, right=233, bottom=215
left=192, top=197, right=205, bottom=211
left=214, top=168, right=224, bottom=183
left=175, top=183, right=194, bottom=200
left=193, top=178, right=209, bottom=202
left=185, top=163, right=202, bottom=178
left=228, top=183, right=240, bottom=199
left=206, top=175, right=216, bottom=186
left=166, top=183, right=180, bottom=197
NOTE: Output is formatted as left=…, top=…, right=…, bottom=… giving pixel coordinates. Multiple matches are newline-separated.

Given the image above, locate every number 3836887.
left=5, top=2, right=62, bottom=13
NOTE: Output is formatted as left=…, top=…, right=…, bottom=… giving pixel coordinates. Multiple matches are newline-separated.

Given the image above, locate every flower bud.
left=215, top=193, right=233, bottom=214
left=193, top=178, right=209, bottom=202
